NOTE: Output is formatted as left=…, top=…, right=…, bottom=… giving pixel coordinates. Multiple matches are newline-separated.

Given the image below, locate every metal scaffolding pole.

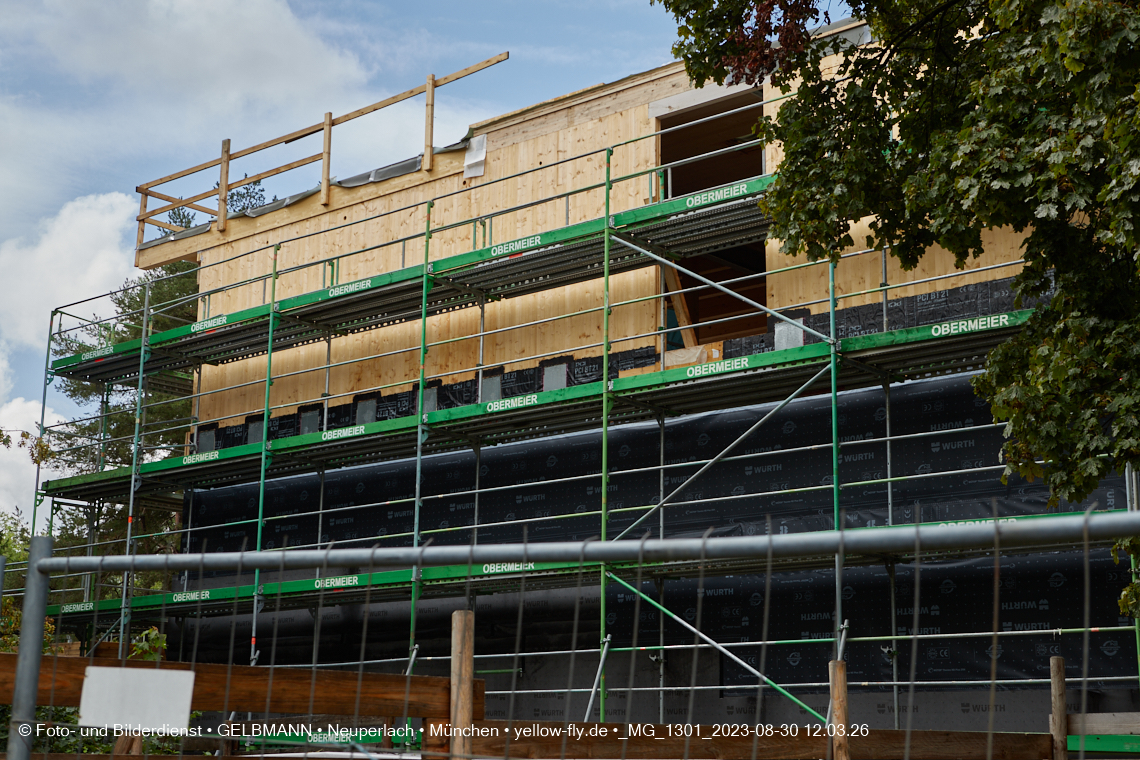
left=829, top=260, right=843, bottom=652
left=657, top=414, right=666, bottom=725
left=409, top=201, right=434, bottom=671
left=249, top=245, right=279, bottom=666
left=885, top=381, right=894, bottom=527
left=598, top=146, right=614, bottom=721
left=118, top=282, right=150, bottom=659
left=887, top=560, right=900, bottom=729
left=31, top=312, right=58, bottom=536
left=8, top=537, right=52, bottom=760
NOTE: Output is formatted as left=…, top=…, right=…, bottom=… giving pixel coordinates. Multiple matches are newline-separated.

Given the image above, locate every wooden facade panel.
left=766, top=222, right=1026, bottom=314
left=189, top=76, right=671, bottom=426
left=197, top=267, right=658, bottom=427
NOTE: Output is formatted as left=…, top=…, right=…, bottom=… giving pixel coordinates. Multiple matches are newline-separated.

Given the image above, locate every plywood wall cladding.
left=181, top=65, right=692, bottom=422
left=765, top=221, right=1027, bottom=314
left=197, top=268, right=658, bottom=428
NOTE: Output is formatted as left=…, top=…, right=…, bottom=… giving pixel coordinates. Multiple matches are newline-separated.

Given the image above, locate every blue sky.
left=0, top=0, right=849, bottom=517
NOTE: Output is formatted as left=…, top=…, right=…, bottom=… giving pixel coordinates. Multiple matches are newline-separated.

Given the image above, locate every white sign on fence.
left=78, top=666, right=196, bottom=731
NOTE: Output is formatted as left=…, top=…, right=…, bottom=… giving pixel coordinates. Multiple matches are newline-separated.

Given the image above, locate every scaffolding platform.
left=40, top=308, right=1030, bottom=504
left=49, top=179, right=774, bottom=387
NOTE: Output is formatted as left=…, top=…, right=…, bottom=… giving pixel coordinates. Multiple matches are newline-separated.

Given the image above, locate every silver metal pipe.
left=490, top=674, right=1140, bottom=695
left=611, top=233, right=833, bottom=343
left=37, top=510, right=1140, bottom=574
left=8, top=537, right=52, bottom=760
left=582, top=634, right=611, bottom=722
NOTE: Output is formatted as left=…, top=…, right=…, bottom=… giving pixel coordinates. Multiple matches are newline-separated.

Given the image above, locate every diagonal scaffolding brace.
left=610, top=231, right=833, bottom=344
left=613, top=363, right=831, bottom=541
left=605, top=571, right=826, bottom=723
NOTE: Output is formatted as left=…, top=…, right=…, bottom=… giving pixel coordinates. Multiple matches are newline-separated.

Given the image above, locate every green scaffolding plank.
left=51, top=338, right=143, bottom=371
left=50, top=176, right=773, bottom=374
left=841, top=310, right=1032, bottom=351
left=613, top=342, right=830, bottom=394
left=46, top=561, right=601, bottom=616
left=41, top=309, right=1033, bottom=499
left=612, top=176, right=774, bottom=227
left=427, top=382, right=602, bottom=425
left=1068, top=735, right=1140, bottom=754
left=433, top=219, right=608, bottom=275
left=275, top=265, right=426, bottom=311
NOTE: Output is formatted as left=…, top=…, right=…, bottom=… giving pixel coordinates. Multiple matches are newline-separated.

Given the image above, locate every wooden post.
left=661, top=266, right=698, bottom=348
left=136, top=192, right=148, bottom=249
left=423, top=718, right=449, bottom=758
left=423, top=73, right=436, bottom=172
left=321, top=111, right=332, bottom=206
left=1051, top=656, right=1067, bottom=760
left=217, top=138, right=230, bottom=232
left=451, top=609, right=475, bottom=759
left=829, top=660, right=850, bottom=760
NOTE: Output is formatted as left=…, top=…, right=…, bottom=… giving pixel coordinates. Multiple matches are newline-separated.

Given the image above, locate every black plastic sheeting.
left=182, top=372, right=1136, bottom=687
left=185, top=372, right=1124, bottom=552
left=609, top=551, right=1137, bottom=691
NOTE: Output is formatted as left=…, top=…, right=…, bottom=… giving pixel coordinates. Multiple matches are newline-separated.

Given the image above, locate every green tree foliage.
left=654, top=0, right=1140, bottom=611
left=158, top=176, right=272, bottom=235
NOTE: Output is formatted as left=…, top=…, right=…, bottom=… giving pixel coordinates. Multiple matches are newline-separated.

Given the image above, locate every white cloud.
left=0, top=193, right=137, bottom=350
left=0, top=397, right=64, bottom=520
left=34, top=0, right=370, bottom=117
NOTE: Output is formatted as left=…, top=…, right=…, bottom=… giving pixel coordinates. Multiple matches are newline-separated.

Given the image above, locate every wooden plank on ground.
left=0, top=652, right=484, bottom=719
left=461, top=721, right=1051, bottom=760
left=1067, top=712, right=1140, bottom=736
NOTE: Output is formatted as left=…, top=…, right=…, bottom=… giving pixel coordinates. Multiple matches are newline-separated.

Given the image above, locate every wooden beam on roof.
left=143, top=189, right=217, bottom=217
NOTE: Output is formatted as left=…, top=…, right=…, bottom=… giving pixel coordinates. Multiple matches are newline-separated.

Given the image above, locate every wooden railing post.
left=321, top=111, right=332, bottom=206
left=829, top=659, right=850, bottom=760
left=217, top=138, right=230, bottom=232
left=451, top=609, right=475, bottom=759
left=423, top=73, right=436, bottom=172
left=136, top=192, right=148, bottom=249
left=1051, top=656, right=1067, bottom=760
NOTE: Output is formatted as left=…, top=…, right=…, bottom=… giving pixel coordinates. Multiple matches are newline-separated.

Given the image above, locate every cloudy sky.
left=0, top=0, right=849, bottom=525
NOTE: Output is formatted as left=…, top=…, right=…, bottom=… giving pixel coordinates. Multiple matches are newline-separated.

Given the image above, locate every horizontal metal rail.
left=35, top=510, right=1140, bottom=574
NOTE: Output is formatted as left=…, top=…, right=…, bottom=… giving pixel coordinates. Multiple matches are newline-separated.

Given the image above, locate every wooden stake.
left=1050, top=656, right=1067, bottom=760
left=136, top=192, right=148, bottom=249
left=830, top=660, right=850, bottom=760
left=423, top=718, right=449, bottom=758
left=321, top=111, right=332, bottom=206
left=450, top=609, right=475, bottom=760
left=217, top=138, right=230, bottom=232
left=423, top=73, right=436, bottom=172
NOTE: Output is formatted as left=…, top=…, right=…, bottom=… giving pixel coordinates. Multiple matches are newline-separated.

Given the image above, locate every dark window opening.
left=659, top=89, right=766, bottom=199
left=658, top=90, right=769, bottom=345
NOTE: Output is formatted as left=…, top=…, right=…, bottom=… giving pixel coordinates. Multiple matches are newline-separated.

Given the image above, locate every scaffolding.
left=19, top=79, right=1140, bottom=727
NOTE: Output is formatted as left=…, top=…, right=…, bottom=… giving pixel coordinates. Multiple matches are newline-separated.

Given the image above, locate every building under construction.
left=30, top=21, right=1140, bottom=734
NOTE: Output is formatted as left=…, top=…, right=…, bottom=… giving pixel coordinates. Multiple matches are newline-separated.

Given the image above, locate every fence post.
left=1051, top=656, right=1067, bottom=760
left=217, top=138, right=230, bottom=232
left=7, top=536, right=53, bottom=760
left=829, top=660, right=849, bottom=760
left=450, top=609, right=474, bottom=760
left=321, top=112, right=332, bottom=206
